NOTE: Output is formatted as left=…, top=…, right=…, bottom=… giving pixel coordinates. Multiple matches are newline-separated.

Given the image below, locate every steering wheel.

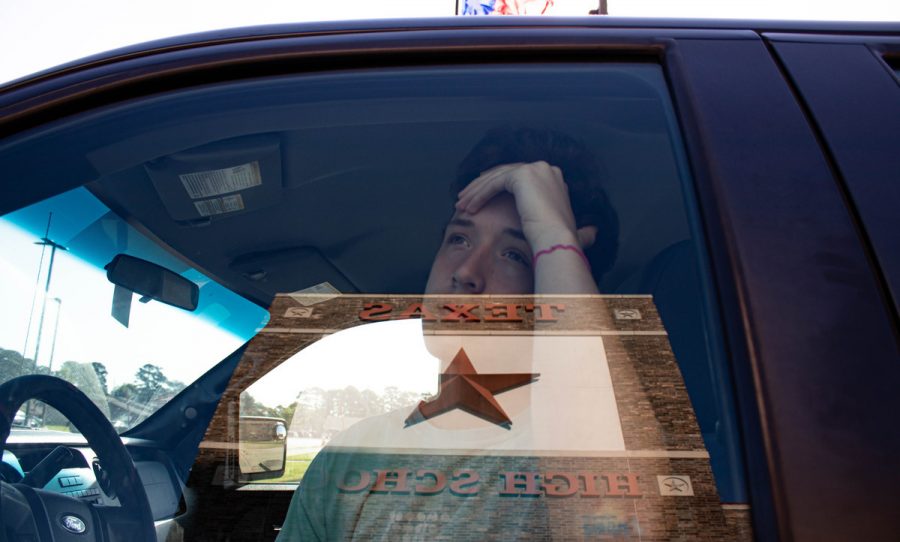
left=0, top=375, right=155, bottom=542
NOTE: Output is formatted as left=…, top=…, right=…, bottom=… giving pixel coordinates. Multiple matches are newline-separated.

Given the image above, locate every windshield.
left=0, top=187, right=268, bottom=433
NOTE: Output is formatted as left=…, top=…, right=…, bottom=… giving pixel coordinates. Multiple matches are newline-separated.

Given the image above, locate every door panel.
left=767, top=36, right=900, bottom=317
left=668, top=36, right=900, bottom=541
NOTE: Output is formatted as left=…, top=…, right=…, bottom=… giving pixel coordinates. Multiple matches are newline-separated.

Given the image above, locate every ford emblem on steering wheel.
left=60, top=514, right=87, bottom=534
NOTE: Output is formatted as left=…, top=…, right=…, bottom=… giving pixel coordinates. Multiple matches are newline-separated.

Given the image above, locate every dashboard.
left=2, top=430, right=184, bottom=522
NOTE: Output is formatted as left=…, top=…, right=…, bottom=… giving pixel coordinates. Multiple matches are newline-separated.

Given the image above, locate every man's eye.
left=504, top=250, right=531, bottom=268
left=446, top=234, right=469, bottom=247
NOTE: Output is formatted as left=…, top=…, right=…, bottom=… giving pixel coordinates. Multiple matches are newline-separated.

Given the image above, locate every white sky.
left=244, top=319, right=439, bottom=407
left=1, top=0, right=898, bottom=86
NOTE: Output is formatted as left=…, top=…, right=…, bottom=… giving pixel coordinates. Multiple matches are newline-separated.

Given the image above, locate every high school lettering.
left=337, top=468, right=642, bottom=498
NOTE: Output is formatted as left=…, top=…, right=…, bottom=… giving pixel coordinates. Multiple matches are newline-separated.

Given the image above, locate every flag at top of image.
left=462, top=0, right=597, bottom=15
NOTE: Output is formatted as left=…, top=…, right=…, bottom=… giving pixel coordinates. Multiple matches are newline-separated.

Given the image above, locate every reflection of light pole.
left=22, top=214, right=52, bottom=363
left=32, top=234, right=67, bottom=368
left=23, top=214, right=67, bottom=426
left=47, top=298, right=62, bottom=374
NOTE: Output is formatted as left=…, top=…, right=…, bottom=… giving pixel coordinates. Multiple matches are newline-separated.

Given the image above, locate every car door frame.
left=2, top=20, right=899, bottom=541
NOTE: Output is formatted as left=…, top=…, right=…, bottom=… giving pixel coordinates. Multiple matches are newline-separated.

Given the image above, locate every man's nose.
left=452, top=251, right=489, bottom=294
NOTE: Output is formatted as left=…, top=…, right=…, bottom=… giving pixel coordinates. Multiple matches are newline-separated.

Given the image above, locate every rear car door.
left=664, top=28, right=900, bottom=541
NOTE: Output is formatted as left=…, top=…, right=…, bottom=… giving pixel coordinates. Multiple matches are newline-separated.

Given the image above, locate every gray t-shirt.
left=277, top=447, right=554, bottom=542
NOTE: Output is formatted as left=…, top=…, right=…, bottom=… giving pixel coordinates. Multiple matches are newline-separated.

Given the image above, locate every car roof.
left=2, top=16, right=899, bottom=92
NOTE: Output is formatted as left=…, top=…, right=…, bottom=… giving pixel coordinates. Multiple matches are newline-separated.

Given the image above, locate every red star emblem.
left=404, top=348, right=539, bottom=429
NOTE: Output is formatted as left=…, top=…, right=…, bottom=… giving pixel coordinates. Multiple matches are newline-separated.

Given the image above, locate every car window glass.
left=1, top=63, right=752, bottom=540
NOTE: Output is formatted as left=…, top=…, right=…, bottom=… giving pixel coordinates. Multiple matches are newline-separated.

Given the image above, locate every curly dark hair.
left=454, top=126, right=619, bottom=279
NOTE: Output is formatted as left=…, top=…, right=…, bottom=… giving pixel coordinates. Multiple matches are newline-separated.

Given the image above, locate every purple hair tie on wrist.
left=532, top=244, right=591, bottom=270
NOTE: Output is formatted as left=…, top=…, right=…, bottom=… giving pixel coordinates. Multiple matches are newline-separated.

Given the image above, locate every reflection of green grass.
left=261, top=452, right=317, bottom=484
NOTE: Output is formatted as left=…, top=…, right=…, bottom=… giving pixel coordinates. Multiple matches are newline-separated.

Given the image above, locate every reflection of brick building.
left=196, top=294, right=752, bottom=540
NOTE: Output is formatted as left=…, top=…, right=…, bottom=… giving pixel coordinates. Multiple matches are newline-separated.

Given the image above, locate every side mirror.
left=105, top=254, right=198, bottom=326
left=238, top=416, right=288, bottom=481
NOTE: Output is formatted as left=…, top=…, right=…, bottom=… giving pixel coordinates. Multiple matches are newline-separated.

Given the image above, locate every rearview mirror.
left=106, top=254, right=198, bottom=309
left=105, top=254, right=199, bottom=327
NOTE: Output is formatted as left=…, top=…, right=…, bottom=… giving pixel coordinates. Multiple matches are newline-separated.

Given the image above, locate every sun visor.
left=144, top=134, right=283, bottom=223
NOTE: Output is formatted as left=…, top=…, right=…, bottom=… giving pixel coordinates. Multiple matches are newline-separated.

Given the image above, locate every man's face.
left=425, top=193, right=534, bottom=294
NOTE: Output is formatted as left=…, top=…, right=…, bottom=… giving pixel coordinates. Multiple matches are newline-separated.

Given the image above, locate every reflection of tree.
left=383, top=386, right=422, bottom=411
left=265, top=385, right=425, bottom=439
left=242, top=393, right=298, bottom=427
left=91, top=362, right=108, bottom=394
left=241, top=393, right=267, bottom=416
left=112, top=383, right=139, bottom=401
left=1, top=345, right=187, bottom=431
left=0, top=348, right=33, bottom=383
left=136, top=364, right=166, bottom=400
left=320, top=387, right=385, bottom=418
left=109, top=363, right=186, bottom=427
left=55, top=361, right=111, bottom=416
left=42, top=361, right=111, bottom=428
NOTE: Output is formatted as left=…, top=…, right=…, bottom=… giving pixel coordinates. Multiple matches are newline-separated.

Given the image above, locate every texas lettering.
left=358, top=302, right=566, bottom=322
left=336, top=469, right=641, bottom=498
